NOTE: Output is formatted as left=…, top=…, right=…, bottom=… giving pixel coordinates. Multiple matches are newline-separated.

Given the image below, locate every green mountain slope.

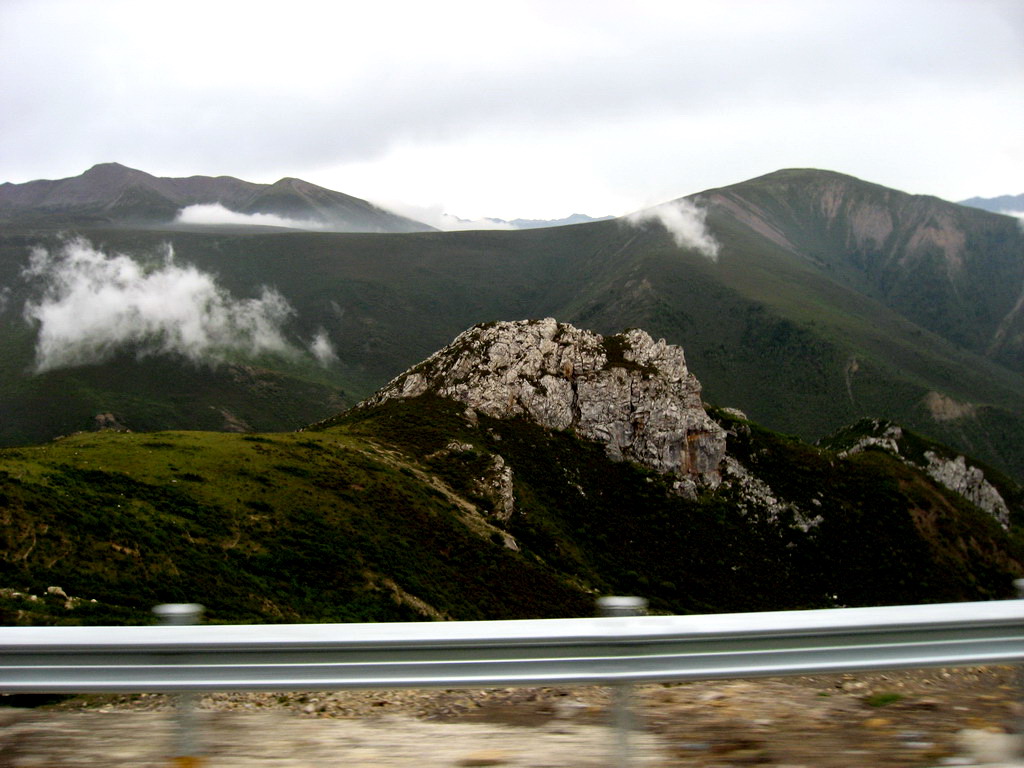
left=698, top=169, right=1024, bottom=370
left=2, top=394, right=1021, bottom=626
left=1, top=169, right=1022, bottom=482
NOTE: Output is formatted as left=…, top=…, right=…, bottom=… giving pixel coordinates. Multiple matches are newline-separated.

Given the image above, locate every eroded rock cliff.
left=361, top=318, right=726, bottom=489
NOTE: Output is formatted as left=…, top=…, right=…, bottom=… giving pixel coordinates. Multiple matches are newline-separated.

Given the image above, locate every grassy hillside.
left=1, top=169, right=1022, bottom=482
left=2, top=395, right=1021, bottom=626
left=699, top=169, right=1024, bottom=370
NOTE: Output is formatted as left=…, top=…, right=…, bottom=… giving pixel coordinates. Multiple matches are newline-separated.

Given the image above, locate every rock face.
left=362, top=319, right=726, bottom=487
left=837, top=420, right=1011, bottom=529
left=922, top=452, right=1010, bottom=529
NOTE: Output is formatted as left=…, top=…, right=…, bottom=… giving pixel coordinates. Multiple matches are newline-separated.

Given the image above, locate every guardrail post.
left=1015, top=580, right=1024, bottom=752
left=153, top=603, right=205, bottom=768
left=597, top=596, right=648, bottom=768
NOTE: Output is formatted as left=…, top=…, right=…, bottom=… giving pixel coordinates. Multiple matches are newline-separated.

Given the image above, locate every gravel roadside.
left=2, top=667, right=1022, bottom=766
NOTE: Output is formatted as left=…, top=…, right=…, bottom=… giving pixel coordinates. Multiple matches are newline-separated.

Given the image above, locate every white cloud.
left=175, top=203, right=324, bottom=230
left=623, top=200, right=720, bottom=260
left=309, top=328, right=338, bottom=366
left=22, top=238, right=297, bottom=372
left=0, top=1, right=1021, bottom=215
left=1001, top=210, right=1024, bottom=234
left=372, top=199, right=514, bottom=231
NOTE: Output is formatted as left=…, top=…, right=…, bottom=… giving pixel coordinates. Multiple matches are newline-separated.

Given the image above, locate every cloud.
left=370, top=199, right=514, bottom=231
left=309, top=328, right=338, bottom=366
left=1000, top=210, right=1024, bottom=232
left=22, top=238, right=297, bottom=372
left=623, top=200, right=720, bottom=260
left=175, top=203, right=325, bottom=230
left=437, top=215, right=515, bottom=232
left=3, top=0, right=1021, bottom=214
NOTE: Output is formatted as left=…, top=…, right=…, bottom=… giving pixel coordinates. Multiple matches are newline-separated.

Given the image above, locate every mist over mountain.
left=1, top=166, right=1022, bottom=485
left=0, top=163, right=434, bottom=233
left=487, top=213, right=614, bottom=229
left=3, top=168, right=1024, bottom=625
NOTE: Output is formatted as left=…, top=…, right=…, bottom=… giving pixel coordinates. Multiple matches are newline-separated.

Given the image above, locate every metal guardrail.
left=2, top=599, right=1023, bottom=693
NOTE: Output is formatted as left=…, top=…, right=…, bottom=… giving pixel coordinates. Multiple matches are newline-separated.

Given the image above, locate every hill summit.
left=0, top=163, right=433, bottom=232
left=360, top=318, right=727, bottom=492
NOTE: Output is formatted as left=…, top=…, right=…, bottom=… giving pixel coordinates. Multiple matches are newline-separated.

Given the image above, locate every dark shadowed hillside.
left=0, top=163, right=433, bottom=232
left=2, top=388, right=1021, bottom=625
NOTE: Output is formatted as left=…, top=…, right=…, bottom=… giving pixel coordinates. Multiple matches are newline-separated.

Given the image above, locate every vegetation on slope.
left=3, top=394, right=1020, bottom=627
left=0, top=169, right=1022, bottom=484
left=0, top=417, right=590, bottom=626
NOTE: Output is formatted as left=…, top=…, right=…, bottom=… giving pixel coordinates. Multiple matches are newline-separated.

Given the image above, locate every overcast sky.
left=2, top=0, right=1021, bottom=224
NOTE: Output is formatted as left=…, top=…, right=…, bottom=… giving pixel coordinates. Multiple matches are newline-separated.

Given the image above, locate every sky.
left=1, top=0, right=1022, bottom=226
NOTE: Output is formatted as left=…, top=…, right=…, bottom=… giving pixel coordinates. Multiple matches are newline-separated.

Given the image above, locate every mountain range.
left=0, top=163, right=432, bottom=232
left=2, top=157, right=1024, bottom=625
left=479, top=213, right=614, bottom=229
left=959, top=193, right=1024, bottom=216
left=0, top=164, right=1022, bottom=490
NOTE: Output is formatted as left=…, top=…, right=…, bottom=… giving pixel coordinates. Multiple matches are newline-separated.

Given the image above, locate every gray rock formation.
left=720, top=455, right=824, bottom=532
left=839, top=421, right=1011, bottom=529
left=922, top=452, right=1010, bottom=529
left=426, top=441, right=517, bottom=525
left=478, top=453, right=516, bottom=523
left=361, top=318, right=726, bottom=487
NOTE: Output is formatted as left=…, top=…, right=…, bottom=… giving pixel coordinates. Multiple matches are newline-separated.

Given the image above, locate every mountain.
left=0, top=163, right=434, bottom=232
left=356, top=318, right=728, bottom=489
left=694, top=169, right=1024, bottom=370
left=491, top=213, right=614, bottom=229
left=3, top=320, right=1021, bottom=626
left=959, top=193, right=1024, bottom=216
left=0, top=168, right=1023, bottom=484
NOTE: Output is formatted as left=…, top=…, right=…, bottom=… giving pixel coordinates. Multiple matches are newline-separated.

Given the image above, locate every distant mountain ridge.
left=494, top=213, right=613, bottom=229
left=0, top=163, right=434, bottom=232
left=959, top=193, right=1024, bottom=215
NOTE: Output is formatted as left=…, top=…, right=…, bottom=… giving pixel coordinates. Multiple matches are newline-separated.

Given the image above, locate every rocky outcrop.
left=361, top=319, right=726, bottom=488
left=922, top=452, right=1010, bottom=529
left=720, top=455, right=823, bottom=532
left=837, top=420, right=1011, bottom=529
left=478, top=453, right=516, bottom=523
left=426, top=441, right=517, bottom=525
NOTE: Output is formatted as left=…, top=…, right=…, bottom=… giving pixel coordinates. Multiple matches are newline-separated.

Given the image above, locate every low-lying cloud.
left=176, top=203, right=325, bottom=230
left=1000, top=209, right=1024, bottom=232
left=22, top=238, right=298, bottom=372
left=309, top=328, right=338, bottom=366
left=371, top=200, right=514, bottom=232
left=624, top=199, right=720, bottom=260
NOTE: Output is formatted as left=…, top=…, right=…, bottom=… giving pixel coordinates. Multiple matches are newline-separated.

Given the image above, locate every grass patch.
left=865, top=692, right=903, bottom=707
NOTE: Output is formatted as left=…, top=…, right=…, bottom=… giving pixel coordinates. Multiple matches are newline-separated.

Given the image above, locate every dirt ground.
left=2, top=667, right=1023, bottom=766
